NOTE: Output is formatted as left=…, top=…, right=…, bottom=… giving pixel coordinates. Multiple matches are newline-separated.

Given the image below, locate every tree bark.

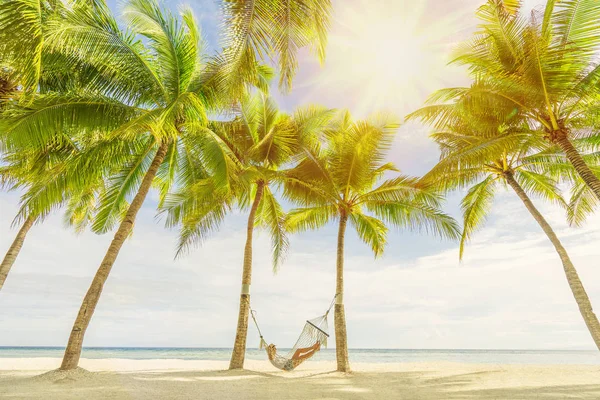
left=555, top=135, right=600, bottom=202
left=335, top=213, right=350, bottom=372
left=0, top=215, right=35, bottom=291
left=60, top=142, right=169, bottom=370
left=505, top=173, right=600, bottom=350
left=229, top=181, right=265, bottom=369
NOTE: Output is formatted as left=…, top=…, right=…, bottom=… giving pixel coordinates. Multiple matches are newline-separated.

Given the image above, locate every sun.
left=300, top=0, right=470, bottom=118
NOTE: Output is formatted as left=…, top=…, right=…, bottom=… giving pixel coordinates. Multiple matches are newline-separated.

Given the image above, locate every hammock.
left=250, top=295, right=337, bottom=371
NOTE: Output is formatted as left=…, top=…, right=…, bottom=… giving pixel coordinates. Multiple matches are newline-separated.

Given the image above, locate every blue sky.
left=1, top=0, right=600, bottom=351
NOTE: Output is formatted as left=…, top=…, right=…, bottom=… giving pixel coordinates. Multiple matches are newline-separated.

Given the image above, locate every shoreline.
left=1, top=357, right=600, bottom=371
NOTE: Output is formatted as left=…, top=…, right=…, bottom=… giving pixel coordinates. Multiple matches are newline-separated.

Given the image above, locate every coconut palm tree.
left=0, top=0, right=231, bottom=370
left=163, top=93, right=334, bottom=369
left=283, top=111, right=461, bottom=372
left=423, top=116, right=600, bottom=350
left=411, top=0, right=600, bottom=200
left=0, top=130, right=155, bottom=292
left=0, top=145, right=69, bottom=292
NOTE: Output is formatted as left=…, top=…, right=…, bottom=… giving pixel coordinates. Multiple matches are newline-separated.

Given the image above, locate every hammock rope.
left=250, top=294, right=337, bottom=371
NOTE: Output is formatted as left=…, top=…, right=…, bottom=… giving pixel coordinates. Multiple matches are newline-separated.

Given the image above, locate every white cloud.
left=1, top=182, right=600, bottom=350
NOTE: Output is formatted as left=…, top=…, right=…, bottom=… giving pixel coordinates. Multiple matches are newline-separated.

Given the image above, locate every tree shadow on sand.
left=2, top=369, right=600, bottom=399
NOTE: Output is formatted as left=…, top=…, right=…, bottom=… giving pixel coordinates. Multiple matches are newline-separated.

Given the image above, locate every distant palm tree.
left=424, top=117, right=600, bottom=350
left=411, top=0, right=600, bottom=200
left=0, top=0, right=113, bottom=292
left=284, top=112, right=460, bottom=372
left=0, top=146, right=71, bottom=292
left=0, top=132, right=149, bottom=292
left=0, top=65, right=29, bottom=292
left=163, top=93, right=334, bottom=369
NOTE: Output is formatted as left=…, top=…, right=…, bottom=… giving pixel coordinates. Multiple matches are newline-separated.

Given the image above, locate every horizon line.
left=0, top=346, right=595, bottom=352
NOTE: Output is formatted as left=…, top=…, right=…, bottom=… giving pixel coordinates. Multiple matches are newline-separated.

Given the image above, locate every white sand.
left=1, top=358, right=600, bottom=399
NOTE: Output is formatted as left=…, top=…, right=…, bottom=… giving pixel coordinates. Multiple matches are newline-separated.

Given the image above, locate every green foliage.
left=0, top=0, right=46, bottom=95
left=567, top=166, right=600, bottom=226
left=458, top=176, right=497, bottom=259
left=409, top=0, right=600, bottom=209
left=0, top=0, right=267, bottom=238
left=0, top=0, right=334, bottom=245
left=220, top=0, right=332, bottom=92
left=408, top=0, right=600, bottom=233
left=163, top=93, right=334, bottom=270
left=284, top=111, right=460, bottom=258
left=421, top=110, right=573, bottom=259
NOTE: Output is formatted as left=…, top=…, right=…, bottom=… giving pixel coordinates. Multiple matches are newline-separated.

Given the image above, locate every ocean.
left=1, top=347, right=599, bottom=365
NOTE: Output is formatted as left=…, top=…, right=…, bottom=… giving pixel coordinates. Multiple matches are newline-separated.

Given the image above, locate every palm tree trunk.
left=505, top=173, right=600, bottom=350
left=335, top=213, right=350, bottom=372
left=229, top=181, right=265, bottom=370
left=60, top=142, right=169, bottom=370
left=0, top=215, right=35, bottom=291
left=554, top=135, right=600, bottom=201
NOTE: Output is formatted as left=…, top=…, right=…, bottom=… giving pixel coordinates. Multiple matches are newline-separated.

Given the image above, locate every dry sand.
left=1, top=358, right=600, bottom=399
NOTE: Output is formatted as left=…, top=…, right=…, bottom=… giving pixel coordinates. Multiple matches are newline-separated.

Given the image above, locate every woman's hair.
left=266, top=344, right=276, bottom=359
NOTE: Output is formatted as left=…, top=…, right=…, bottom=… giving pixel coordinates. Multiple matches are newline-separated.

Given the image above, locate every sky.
left=1, top=0, right=600, bottom=351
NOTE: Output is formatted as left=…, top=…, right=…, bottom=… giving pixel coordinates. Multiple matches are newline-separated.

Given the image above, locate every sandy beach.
left=1, top=358, right=600, bottom=399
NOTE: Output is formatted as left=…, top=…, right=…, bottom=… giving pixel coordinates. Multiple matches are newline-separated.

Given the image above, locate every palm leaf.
left=459, top=175, right=498, bottom=259
left=349, top=211, right=387, bottom=257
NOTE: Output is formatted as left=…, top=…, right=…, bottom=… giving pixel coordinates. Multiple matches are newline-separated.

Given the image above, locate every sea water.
left=1, top=347, right=599, bottom=365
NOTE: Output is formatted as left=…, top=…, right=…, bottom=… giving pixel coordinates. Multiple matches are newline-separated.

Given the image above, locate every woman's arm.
left=291, top=342, right=321, bottom=361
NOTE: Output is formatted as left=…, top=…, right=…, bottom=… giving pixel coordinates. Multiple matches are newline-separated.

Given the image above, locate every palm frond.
left=285, top=204, right=336, bottom=233
left=567, top=172, right=600, bottom=226
left=349, top=211, right=387, bottom=257
left=366, top=199, right=461, bottom=242
left=459, top=175, right=498, bottom=259
left=255, top=185, right=289, bottom=272
left=92, top=140, right=157, bottom=233
left=219, top=0, right=332, bottom=92
left=513, top=169, right=565, bottom=206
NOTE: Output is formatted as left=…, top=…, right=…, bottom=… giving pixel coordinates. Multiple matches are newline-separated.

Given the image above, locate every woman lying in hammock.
left=266, top=341, right=321, bottom=371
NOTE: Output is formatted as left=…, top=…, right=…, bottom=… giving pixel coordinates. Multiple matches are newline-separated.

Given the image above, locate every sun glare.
left=303, top=0, right=470, bottom=117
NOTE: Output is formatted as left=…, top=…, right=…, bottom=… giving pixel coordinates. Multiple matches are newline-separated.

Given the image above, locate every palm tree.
left=284, top=112, right=460, bottom=372
left=0, top=0, right=227, bottom=370
left=163, top=93, right=334, bottom=369
left=0, top=146, right=63, bottom=291
left=411, top=0, right=600, bottom=200
left=423, top=117, right=600, bottom=350
left=0, top=130, right=150, bottom=292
